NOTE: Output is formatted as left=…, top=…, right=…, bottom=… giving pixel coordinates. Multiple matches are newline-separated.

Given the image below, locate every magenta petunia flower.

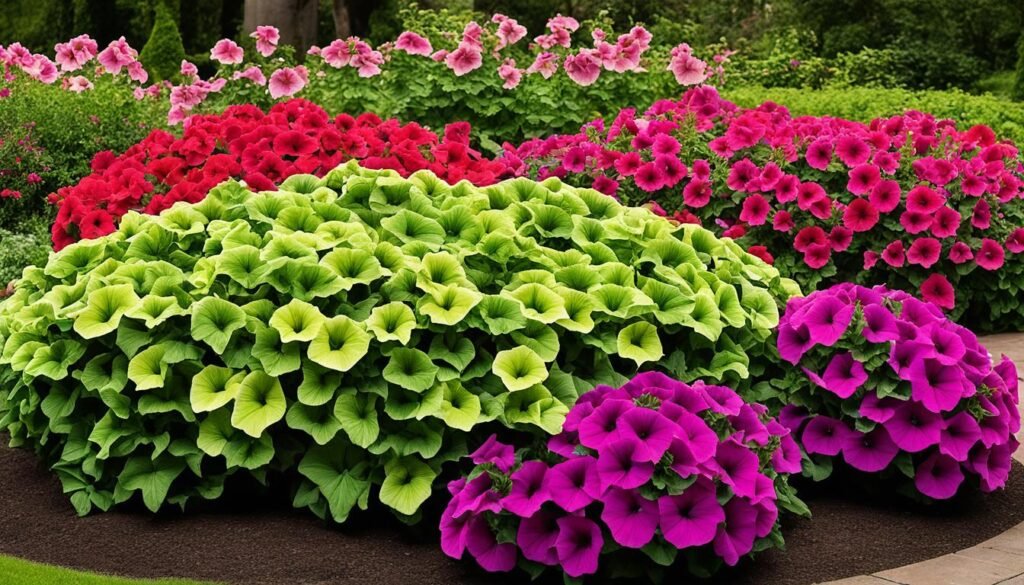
left=923, top=324, right=966, bottom=365
left=859, top=393, right=900, bottom=423
left=501, top=461, right=550, bottom=517
left=900, top=210, right=934, bottom=234
left=969, top=440, right=1015, bottom=492
left=395, top=31, right=433, bottom=56
left=709, top=438, right=763, bottom=499
left=554, top=516, right=604, bottom=577
left=577, top=399, right=630, bottom=450
left=545, top=456, right=601, bottom=512
left=801, top=415, right=852, bottom=456
left=914, top=452, right=964, bottom=500
left=210, top=39, right=244, bottom=65
left=888, top=339, right=930, bottom=378
left=617, top=406, right=677, bottom=462
left=699, top=383, right=745, bottom=416
left=906, top=185, right=945, bottom=214
left=445, top=44, right=483, bottom=76
left=516, top=510, right=560, bottom=565
left=819, top=352, right=868, bottom=398
left=777, top=322, right=814, bottom=364
left=920, top=273, right=955, bottom=310
left=906, top=357, right=966, bottom=413
left=451, top=474, right=503, bottom=517
left=881, top=240, right=906, bottom=267
left=600, top=487, right=659, bottom=548
left=739, top=194, right=770, bottom=225
left=847, top=163, right=881, bottom=195
left=634, top=161, right=665, bottom=192
left=658, top=477, right=724, bottom=548
left=862, top=303, right=900, bottom=342
left=930, top=206, right=961, bottom=238
left=907, top=237, right=941, bottom=268
left=466, top=517, right=517, bottom=572
left=842, top=426, right=899, bottom=472
left=835, top=135, right=871, bottom=166
left=439, top=497, right=473, bottom=559
left=939, top=411, right=982, bottom=462
left=470, top=434, right=514, bottom=471
left=976, top=238, right=1005, bottom=271
left=712, top=497, right=758, bottom=566
left=596, top=436, right=655, bottom=491
left=801, top=294, right=854, bottom=347
left=674, top=410, right=720, bottom=463
left=843, top=198, right=879, bottom=232
left=772, top=433, right=803, bottom=474
left=869, top=179, right=901, bottom=212
left=805, top=138, right=832, bottom=170
left=885, top=401, right=944, bottom=452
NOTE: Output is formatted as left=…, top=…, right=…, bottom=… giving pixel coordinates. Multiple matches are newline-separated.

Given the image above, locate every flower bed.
left=503, top=87, right=1024, bottom=331
left=441, top=372, right=806, bottom=579
left=770, top=284, right=1020, bottom=499
left=49, top=99, right=509, bottom=250
left=0, top=164, right=793, bottom=523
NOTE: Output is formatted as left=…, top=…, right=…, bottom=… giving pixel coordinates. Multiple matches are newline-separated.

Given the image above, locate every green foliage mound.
left=0, top=162, right=795, bottom=523
left=140, top=1, right=186, bottom=83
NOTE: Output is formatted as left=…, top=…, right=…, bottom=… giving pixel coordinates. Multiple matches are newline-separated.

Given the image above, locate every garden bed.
left=1, top=440, right=1021, bottom=585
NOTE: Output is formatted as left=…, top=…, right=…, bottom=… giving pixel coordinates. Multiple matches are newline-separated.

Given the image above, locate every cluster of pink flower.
left=777, top=284, right=1020, bottom=499
left=501, top=87, right=1024, bottom=315
left=49, top=99, right=509, bottom=249
left=441, top=372, right=802, bottom=578
left=0, top=35, right=149, bottom=94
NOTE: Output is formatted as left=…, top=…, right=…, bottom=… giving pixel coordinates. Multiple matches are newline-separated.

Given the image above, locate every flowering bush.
left=0, top=165, right=794, bottom=523
left=504, top=87, right=1024, bottom=331
left=49, top=98, right=509, bottom=250
left=772, top=284, right=1020, bottom=500
left=440, top=372, right=807, bottom=580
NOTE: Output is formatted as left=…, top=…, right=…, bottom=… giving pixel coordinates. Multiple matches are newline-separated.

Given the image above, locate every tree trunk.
left=332, top=0, right=350, bottom=39
left=243, top=0, right=318, bottom=52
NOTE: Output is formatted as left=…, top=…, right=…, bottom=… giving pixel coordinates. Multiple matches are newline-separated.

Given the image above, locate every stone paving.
left=819, top=333, right=1024, bottom=585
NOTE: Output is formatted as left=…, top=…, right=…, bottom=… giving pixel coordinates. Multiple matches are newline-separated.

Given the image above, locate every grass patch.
left=0, top=555, right=218, bottom=585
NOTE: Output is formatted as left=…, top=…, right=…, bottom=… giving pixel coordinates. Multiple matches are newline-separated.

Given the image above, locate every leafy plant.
left=0, top=162, right=795, bottom=523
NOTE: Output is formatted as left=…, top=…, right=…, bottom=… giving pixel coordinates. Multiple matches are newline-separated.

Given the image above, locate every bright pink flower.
left=564, top=49, right=602, bottom=86
left=250, top=25, right=280, bottom=57
left=495, top=18, right=527, bottom=49
left=526, top=52, right=559, bottom=78
left=843, top=198, right=879, bottom=232
left=829, top=226, right=853, bottom=251
left=66, top=75, right=93, bottom=92
left=25, top=55, right=59, bottom=83
left=847, top=164, right=881, bottom=195
left=915, top=452, right=964, bottom=500
left=634, top=161, right=664, bottom=192
left=97, top=36, right=137, bottom=74
left=971, top=199, right=991, bottom=229
left=803, top=243, right=831, bottom=269
left=233, top=66, right=266, bottom=85
left=793, top=226, right=827, bottom=252
left=683, top=179, right=712, bottom=207
left=320, top=39, right=352, bottom=68
left=497, top=58, right=522, bottom=89
left=948, top=241, right=973, bottom=264
left=835, top=135, right=870, bottom=167
left=805, top=138, right=832, bottom=170
left=446, top=45, right=483, bottom=76
left=395, top=31, right=432, bottom=56
left=268, top=66, right=306, bottom=99
left=907, top=237, right=941, bottom=268
left=899, top=210, right=933, bottom=234
left=667, top=43, right=707, bottom=85
left=747, top=245, right=774, bottom=264
left=773, top=210, right=794, bottom=232
left=976, top=238, right=1005, bottom=270
left=869, top=180, right=901, bottom=213
left=906, top=185, right=945, bottom=213
left=1006, top=228, right=1024, bottom=253
left=881, top=241, right=906, bottom=267
left=920, top=273, right=955, bottom=310
left=54, top=34, right=97, bottom=71
left=863, top=250, right=880, bottom=269
left=211, top=39, right=243, bottom=65
left=930, top=206, right=962, bottom=238
left=842, top=427, right=899, bottom=472
left=739, top=194, right=770, bottom=225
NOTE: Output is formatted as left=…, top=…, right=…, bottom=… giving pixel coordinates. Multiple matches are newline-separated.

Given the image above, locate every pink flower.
left=251, top=25, right=280, bottom=57
left=869, top=180, right=901, bottom=213
left=25, top=55, right=58, bottom=83
left=976, top=238, right=1005, bottom=270
left=564, top=49, right=601, bottom=86
left=497, top=58, right=522, bottom=89
left=907, top=237, right=941, bottom=268
left=526, top=52, right=559, bottom=78
left=495, top=18, right=527, bottom=49
left=805, top=138, right=832, bottom=170
left=211, top=39, right=244, bottom=65
left=739, top=194, right=770, bottom=225
left=97, top=37, right=137, bottom=74
left=1006, top=228, right=1024, bottom=254
left=395, top=31, right=432, bottom=56
left=268, top=66, right=306, bottom=99
left=971, top=199, right=991, bottom=230
left=847, top=164, right=881, bottom=195
left=843, top=198, right=879, bottom=232
left=948, top=242, right=973, bottom=264
left=920, top=273, right=955, bottom=310
left=835, top=135, right=870, bottom=167
left=180, top=60, right=198, bottom=78
left=445, top=45, right=483, bottom=76
left=930, top=206, right=962, bottom=238
left=668, top=43, right=707, bottom=86
left=54, top=34, right=97, bottom=71
left=881, top=241, right=906, bottom=267
left=320, top=39, right=352, bottom=68
left=66, top=75, right=94, bottom=92
left=773, top=210, right=794, bottom=232
left=232, top=66, right=266, bottom=85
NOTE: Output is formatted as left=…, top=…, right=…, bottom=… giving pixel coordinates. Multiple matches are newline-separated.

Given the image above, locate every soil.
left=1, top=441, right=1022, bottom=585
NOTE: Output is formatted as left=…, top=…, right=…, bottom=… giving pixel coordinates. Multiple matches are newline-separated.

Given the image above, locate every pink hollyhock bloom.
left=66, top=75, right=93, bottom=92
left=930, top=206, right=961, bottom=238
left=939, top=411, right=982, bottom=462
left=320, top=39, right=351, bottom=68
left=906, top=357, right=966, bottom=412
left=545, top=457, right=600, bottom=512
left=805, top=138, right=832, bottom=170
left=713, top=498, right=758, bottom=567
left=915, top=452, right=964, bottom=500
left=496, top=18, right=527, bottom=49
left=864, top=250, right=880, bottom=269
left=497, top=58, right=522, bottom=89
left=250, top=25, right=280, bottom=57
left=668, top=43, right=707, bottom=85
left=835, top=135, right=870, bottom=167
left=526, top=52, right=559, bottom=78
left=470, top=434, right=514, bottom=471
left=210, top=39, right=243, bottom=65
left=445, top=45, right=483, bottom=76
left=564, top=49, right=601, bottom=86
left=465, top=517, right=517, bottom=572
left=842, top=426, right=900, bottom=472
left=683, top=179, right=712, bottom=207
left=54, top=34, right=98, bottom=71
left=596, top=436, right=655, bottom=490
left=658, top=477, right=724, bottom=549
left=885, top=401, right=944, bottom=452
left=899, top=210, right=933, bottom=234
left=97, top=36, right=137, bottom=74
left=232, top=66, right=266, bottom=85
left=773, top=210, right=794, bottom=232
left=601, top=487, right=658, bottom=549
left=869, top=180, right=901, bottom=213
left=907, top=237, right=941, bottom=268
left=1006, top=228, right=1024, bottom=253
left=516, top=510, right=559, bottom=565
left=500, top=461, right=549, bottom=517
left=801, top=416, right=852, bottom=456
left=819, top=352, right=868, bottom=398
left=555, top=516, right=603, bottom=578
left=948, top=241, right=973, bottom=264
left=739, top=194, right=770, bottom=225
left=395, top=31, right=432, bottom=56
left=268, top=66, right=306, bottom=98
left=829, top=226, right=853, bottom=251
left=881, top=240, right=906, bottom=267
left=971, top=199, right=991, bottom=229
left=919, top=273, right=955, bottom=310
left=847, top=163, right=881, bottom=195
left=976, top=238, right=1005, bottom=270
left=843, top=197, right=879, bottom=232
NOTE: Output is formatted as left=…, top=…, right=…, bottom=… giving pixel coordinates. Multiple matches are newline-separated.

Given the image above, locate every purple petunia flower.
left=600, top=487, right=659, bottom=548
left=729, top=403, right=771, bottom=446
left=778, top=322, right=815, bottom=364
left=596, top=436, right=656, bottom=492
left=501, top=461, right=550, bottom=517
left=778, top=404, right=809, bottom=433
left=772, top=433, right=803, bottom=474
left=842, top=426, right=900, bottom=472
left=969, top=440, right=1016, bottom=492
left=658, top=477, right=725, bottom=549
left=978, top=396, right=1010, bottom=448
left=554, top=515, right=604, bottom=578
left=451, top=474, right=502, bottom=517
left=439, top=497, right=473, bottom=559
left=698, top=383, right=745, bottom=416
left=666, top=436, right=700, bottom=476
left=516, top=510, right=560, bottom=565
left=708, top=438, right=762, bottom=499
left=545, top=456, right=601, bottom=512
left=939, top=411, right=982, bottom=462
left=922, top=324, right=966, bottom=366
left=888, top=339, right=932, bottom=378
left=470, top=434, right=514, bottom=472
left=907, top=357, right=967, bottom=413
left=862, top=303, right=900, bottom=342
left=617, top=406, right=677, bottom=462
left=577, top=399, right=630, bottom=450
left=465, top=517, right=518, bottom=572
left=820, top=352, right=868, bottom=398
left=801, top=294, right=854, bottom=347
left=675, top=410, right=719, bottom=463
left=914, top=451, right=964, bottom=500
left=885, top=401, right=944, bottom=452
left=801, top=416, right=852, bottom=456
left=712, top=497, right=758, bottom=566
left=859, top=393, right=900, bottom=423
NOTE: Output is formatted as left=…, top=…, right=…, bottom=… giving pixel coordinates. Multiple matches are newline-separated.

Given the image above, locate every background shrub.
left=140, top=1, right=188, bottom=82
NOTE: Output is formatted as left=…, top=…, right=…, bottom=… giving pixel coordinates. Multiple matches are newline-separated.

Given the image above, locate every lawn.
left=0, top=555, right=217, bottom=585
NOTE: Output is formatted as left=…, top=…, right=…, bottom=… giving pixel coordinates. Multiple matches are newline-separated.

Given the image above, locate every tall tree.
left=243, top=0, right=318, bottom=51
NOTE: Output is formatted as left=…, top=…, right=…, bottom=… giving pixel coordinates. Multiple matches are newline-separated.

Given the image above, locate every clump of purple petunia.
left=439, top=373, right=808, bottom=580
left=776, top=283, right=1020, bottom=500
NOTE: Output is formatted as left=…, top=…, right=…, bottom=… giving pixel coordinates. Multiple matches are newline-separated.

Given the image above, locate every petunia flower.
left=545, top=456, right=600, bottom=512
left=919, top=273, right=955, bottom=310
left=470, top=434, right=514, bottom=471
left=842, top=426, right=899, bottom=472
left=465, top=517, right=517, bottom=572
left=501, top=461, right=550, bottom=517
left=976, top=238, right=1005, bottom=270
left=712, top=497, right=758, bottom=566
left=595, top=436, right=655, bottom=491
left=801, top=294, right=854, bottom=347
left=819, top=352, right=868, bottom=398
left=395, top=31, right=432, bottom=56
left=617, top=406, right=677, bottom=462
left=657, top=477, right=724, bottom=548
left=516, top=510, right=560, bottom=565
left=210, top=39, right=244, bottom=64
left=801, top=415, right=852, bottom=456
left=939, top=411, right=982, bottom=462
left=577, top=399, right=630, bottom=450
left=600, top=487, right=659, bottom=548
left=250, top=25, right=280, bottom=57
left=708, top=438, right=762, bottom=498
left=554, top=516, right=603, bottom=577
left=914, top=452, right=964, bottom=500
left=885, top=401, right=944, bottom=452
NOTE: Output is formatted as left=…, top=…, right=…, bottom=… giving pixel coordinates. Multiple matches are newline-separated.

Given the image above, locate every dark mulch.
left=1, top=442, right=1022, bottom=585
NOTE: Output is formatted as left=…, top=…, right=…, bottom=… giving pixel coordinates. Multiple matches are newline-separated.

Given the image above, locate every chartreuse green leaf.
left=24, top=340, right=85, bottom=380
left=617, top=321, right=665, bottom=365
left=251, top=324, right=302, bottom=376
left=438, top=381, right=481, bottom=432
left=286, top=402, right=342, bottom=445
left=334, top=391, right=380, bottom=448
left=116, top=454, right=186, bottom=513
left=321, top=248, right=383, bottom=290
left=385, top=384, right=443, bottom=421
left=492, top=346, right=548, bottom=391
left=231, top=371, right=286, bottom=437
left=741, top=282, right=780, bottom=330
left=269, top=299, right=325, bottom=343
left=379, top=456, right=437, bottom=516
left=298, top=440, right=371, bottom=523
left=715, top=283, right=746, bottom=328
left=681, top=287, right=725, bottom=341
left=365, top=302, right=417, bottom=344
left=190, top=365, right=244, bottom=413
left=127, top=345, right=172, bottom=390
left=125, top=295, right=185, bottom=328
left=191, top=296, right=247, bottom=354
left=380, top=209, right=445, bottom=248
left=72, top=284, right=139, bottom=339
left=504, top=283, right=569, bottom=324
left=383, top=348, right=438, bottom=392
left=308, top=315, right=370, bottom=372
left=417, top=285, right=482, bottom=326
left=44, top=238, right=107, bottom=279
left=476, top=295, right=527, bottom=334
left=298, top=362, right=343, bottom=406
left=503, top=384, right=568, bottom=434
left=215, top=244, right=268, bottom=288
left=197, top=409, right=236, bottom=457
